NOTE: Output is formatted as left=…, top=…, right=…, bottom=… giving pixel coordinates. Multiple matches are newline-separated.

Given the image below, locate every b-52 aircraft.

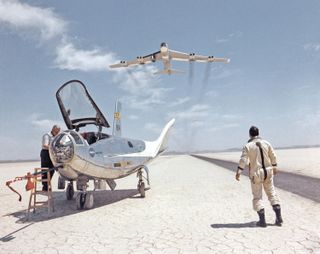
left=49, top=80, right=175, bottom=209
left=109, top=42, right=230, bottom=74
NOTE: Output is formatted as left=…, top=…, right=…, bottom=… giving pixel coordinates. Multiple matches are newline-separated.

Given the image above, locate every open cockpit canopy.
left=56, top=80, right=110, bottom=130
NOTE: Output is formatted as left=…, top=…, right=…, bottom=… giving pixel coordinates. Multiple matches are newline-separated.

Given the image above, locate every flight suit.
left=238, top=137, right=280, bottom=211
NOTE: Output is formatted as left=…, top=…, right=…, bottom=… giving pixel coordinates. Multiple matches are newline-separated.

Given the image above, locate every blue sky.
left=1, top=0, right=320, bottom=160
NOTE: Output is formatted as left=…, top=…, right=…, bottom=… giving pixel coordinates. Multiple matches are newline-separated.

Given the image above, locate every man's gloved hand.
left=273, top=167, right=278, bottom=175
left=235, top=169, right=241, bottom=181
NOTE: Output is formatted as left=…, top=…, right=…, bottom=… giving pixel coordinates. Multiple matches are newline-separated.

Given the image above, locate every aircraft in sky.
left=109, top=42, right=230, bottom=74
left=49, top=80, right=175, bottom=209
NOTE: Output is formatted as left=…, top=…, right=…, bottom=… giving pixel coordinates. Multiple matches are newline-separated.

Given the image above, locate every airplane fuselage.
left=50, top=130, right=154, bottom=181
left=160, top=43, right=171, bottom=71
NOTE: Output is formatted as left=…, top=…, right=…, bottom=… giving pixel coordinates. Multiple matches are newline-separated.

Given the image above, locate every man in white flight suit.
left=235, top=126, right=283, bottom=227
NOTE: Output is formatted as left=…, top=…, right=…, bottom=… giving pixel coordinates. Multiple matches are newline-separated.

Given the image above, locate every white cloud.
left=222, top=114, right=243, bottom=120
left=113, top=66, right=161, bottom=96
left=168, top=105, right=241, bottom=131
left=128, top=115, right=139, bottom=120
left=208, top=123, right=239, bottom=132
left=210, top=67, right=242, bottom=80
left=0, top=0, right=66, bottom=40
left=216, top=31, right=243, bottom=44
left=0, top=0, right=117, bottom=72
left=216, top=38, right=229, bottom=44
left=168, top=97, right=191, bottom=107
left=190, top=121, right=205, bottom=128
left=29, top=113, right=64, bottom=131
left=229, top=31, right=243, bottom=38
left=303, top=43, right=320, bottom=52
left=144, top=122, right=161, bottom=134
left=295, top=109, right=320, bottom=128
left=55, top=42, right=116, bottom=71
left=114, top=65, right=173, bottom=110
left=201, top=90, right=218, bottom=99
left=168, top=104, right=212, bottom=121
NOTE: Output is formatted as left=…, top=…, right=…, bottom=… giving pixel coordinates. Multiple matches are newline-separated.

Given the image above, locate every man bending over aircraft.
left=40, top=125, right=60, bottom=191
left=235, top=126, right=283, bottom=227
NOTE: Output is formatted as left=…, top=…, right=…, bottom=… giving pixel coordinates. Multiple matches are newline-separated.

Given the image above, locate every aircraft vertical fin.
left=152, top=119, right=175, bottom=157
left=112, top=100, right=122, bottom=137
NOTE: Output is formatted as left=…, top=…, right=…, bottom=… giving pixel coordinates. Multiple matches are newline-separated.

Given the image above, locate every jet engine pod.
left=136, top=56, right=144, bottom=64
left=120, top=60, right=128, bottom=67
left=50, top=132, right=75, bottom=164
left=189, top=53, right=195, bottom=61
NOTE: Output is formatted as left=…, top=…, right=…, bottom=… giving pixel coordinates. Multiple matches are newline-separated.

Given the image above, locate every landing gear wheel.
left=58, top=176, right=66, bottom=189
left=76, top=192, right=94, bottom=209
left=66, top=183, right=74, bottom=200
left=76, top=193, right=86, bottom=210
left=138, top=182, right=145, bottom=198
left=84, top=193, right=94, bottom=209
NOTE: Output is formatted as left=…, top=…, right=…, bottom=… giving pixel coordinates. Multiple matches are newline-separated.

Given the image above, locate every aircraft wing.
left=109, top=59, right=141, bottom=68
left=142, top=51, right=161, bottom=63
left=109, top=51, right=161, bottom=68
left=169, top=49, right=230, bottom=63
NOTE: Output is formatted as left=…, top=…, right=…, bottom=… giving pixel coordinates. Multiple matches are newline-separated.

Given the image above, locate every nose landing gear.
left=137, top=181, right=145, bottom=198
left=75, top=176, right=94, bottom=209
left=76, top=192, right=94, bottom=209
left=137, top=166, right=150, bottom=198
left=66, top=182, right=74, bottom=200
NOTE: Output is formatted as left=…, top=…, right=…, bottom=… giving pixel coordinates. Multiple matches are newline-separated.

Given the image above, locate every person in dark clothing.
left=41, top=125, right=60, bottom=191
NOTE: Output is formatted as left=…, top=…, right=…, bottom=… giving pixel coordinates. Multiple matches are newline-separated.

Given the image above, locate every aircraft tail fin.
left=112, top=99, right=122, bottom=137
left=117, top=119, right=175, bottom=159
left=151, top=119, right=175, bottom=157
left=154, top=69, right=184, bottom=75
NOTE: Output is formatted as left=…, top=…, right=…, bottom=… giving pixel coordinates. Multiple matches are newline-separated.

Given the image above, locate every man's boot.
left=273, top=204, right=283, bottom=226
left=256, top=209, right=267, bottom=227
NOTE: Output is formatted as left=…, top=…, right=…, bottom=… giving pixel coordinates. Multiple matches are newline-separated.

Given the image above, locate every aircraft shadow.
left=8, top=188, right=144, bottom=223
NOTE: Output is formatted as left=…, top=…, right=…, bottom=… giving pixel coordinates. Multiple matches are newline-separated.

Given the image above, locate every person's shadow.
left=211, top=221, right=256, bottom=228
left=211, top=221, right=277, bottom=228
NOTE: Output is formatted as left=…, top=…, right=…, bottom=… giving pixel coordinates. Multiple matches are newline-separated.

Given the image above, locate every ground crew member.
left=40, top=125, right=60, bottom=191
left=235, top=126, right=283, bottom=227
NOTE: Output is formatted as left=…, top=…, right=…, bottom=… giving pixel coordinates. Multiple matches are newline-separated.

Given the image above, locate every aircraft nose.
left=49, top=133, right=74, bottom=164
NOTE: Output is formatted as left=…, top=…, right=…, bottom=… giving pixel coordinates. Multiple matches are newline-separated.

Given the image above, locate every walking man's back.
left=235, top=126, right=283, bottom=227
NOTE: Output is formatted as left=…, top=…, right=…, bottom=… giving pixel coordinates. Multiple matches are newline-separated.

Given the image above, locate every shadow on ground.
left=6, top=188, right=147, bottom=224
left=211, top=221, right=278, bottom=229
left=0, top=223, right=35, bottom=242
left=211, top=221, right=256, bottom=228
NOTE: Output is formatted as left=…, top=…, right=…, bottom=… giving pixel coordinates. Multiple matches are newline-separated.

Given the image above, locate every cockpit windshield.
left=56, top=80, right=110, bottom=130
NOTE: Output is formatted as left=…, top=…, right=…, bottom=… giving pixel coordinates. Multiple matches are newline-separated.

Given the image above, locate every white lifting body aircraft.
left=49, top=80, right=175, bottom=209
left=109, top=42, right=230, bottom=74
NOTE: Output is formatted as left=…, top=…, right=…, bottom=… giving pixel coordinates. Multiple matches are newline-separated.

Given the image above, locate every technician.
left=40, top=124, right=60, bottom=191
